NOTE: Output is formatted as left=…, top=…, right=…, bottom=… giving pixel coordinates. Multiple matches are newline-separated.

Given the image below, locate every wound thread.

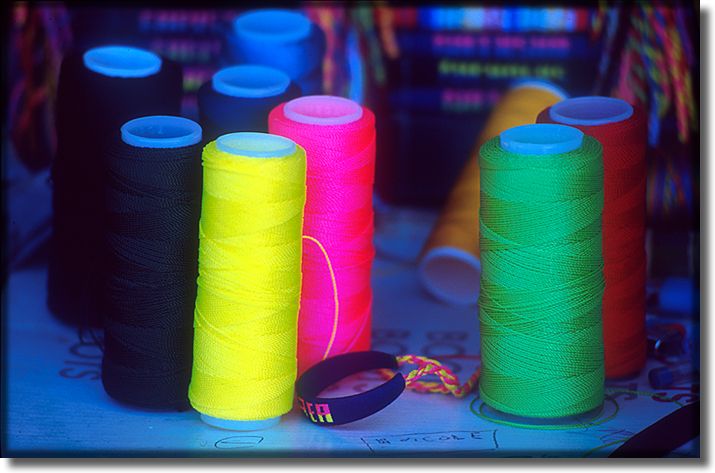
left=189, top=135, right=306, bottom=422
left=198, top=65, right=301, bottom=142
left=269, top=96, right=376, bottom=375
left=538, top=100, right=648, bottom=379
left=478, top=131, right=605, bottom=418
left=228, top=9, right=326, bottom=95
left=101, top=118, right=202, bottom=410
left=49, top=49, right=182, bottom=327
left=419, top=81, right=567, bottom=306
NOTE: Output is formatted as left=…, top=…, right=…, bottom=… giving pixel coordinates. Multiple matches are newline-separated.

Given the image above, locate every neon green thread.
left=478, top=135, right=605, bottom=418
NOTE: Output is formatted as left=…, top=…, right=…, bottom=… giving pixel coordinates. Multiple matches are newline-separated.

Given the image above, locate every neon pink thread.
left=269, top=98, right=376, bottom=375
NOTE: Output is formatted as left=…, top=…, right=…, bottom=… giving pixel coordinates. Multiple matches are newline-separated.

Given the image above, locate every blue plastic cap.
left=510, top=78, right=568, bottom=99
left=83, top=46, right=162, bottom=78
left=200, top=414, right=280, bottom=431
left=121, top=116, right=202, bottom=149
left=216, top=132, right=297, bottom=158
left=234, top=9, right=311, bottom=43
left=212, top=65, right=290, bottom=98
left=500, top=124, right=584, bottom=155
left=549, top=96, right=633, bottom=126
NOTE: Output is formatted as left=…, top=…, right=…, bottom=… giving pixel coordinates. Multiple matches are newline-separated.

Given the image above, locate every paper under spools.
left=538, top=96, right=647, bottom=379
left=269, top=95, right=376, bottom=375
left=227, top=9, right=326, bottom=95
left=479, top=124, right=605, bottom=418
left=49, top=46, right=182, bottom=327
left=189, top=132, right=306, bottom=430
left=102, top=116, right=202, bottom=410
left=418, top=80, right=567, bottom=306
left=197, top=65, right=301, bottom=142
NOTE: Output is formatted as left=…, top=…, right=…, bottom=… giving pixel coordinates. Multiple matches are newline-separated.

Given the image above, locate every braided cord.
left=379, top=354, right=480, bottom=398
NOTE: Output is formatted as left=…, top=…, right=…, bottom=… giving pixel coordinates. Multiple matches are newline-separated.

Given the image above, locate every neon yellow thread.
left=189, top=139, right=306, bottom=421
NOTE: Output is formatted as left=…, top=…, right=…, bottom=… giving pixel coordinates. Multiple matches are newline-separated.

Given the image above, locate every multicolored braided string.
left=594, top=2, right=696, bottom=220
left=379, top=354, right=480, bottom=398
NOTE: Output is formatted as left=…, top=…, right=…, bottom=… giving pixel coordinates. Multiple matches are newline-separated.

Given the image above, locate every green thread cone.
left=478, top=134, right=605, bottom=418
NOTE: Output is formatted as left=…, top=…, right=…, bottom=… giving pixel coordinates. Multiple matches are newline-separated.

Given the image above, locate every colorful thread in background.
left=396, top=31, right=592, bottom=60
left=539, top=103, right=648, bottom=379
left=479, top=131, right=605, bottom=418
left=390, top=87, right=502, bottom=114
left=304, top=6, right=345, bottom=98
left=6, top=3, right=72, bottom=275
left=647, top=145, right=696, bottom=223
left=8, top=4, right=72, bottom=172
left=592, top=2, right=698, bottom=223
left=269, top=97, right=376, bottom=375
left=370, top=6, right=602, bottom=207
left=131, top=8, right=239, bottom=118
left=387, top=7, right=592, bottom=32
left=190, top=134, right=306, bottom=422
left=6, top=4, right=698, bottom=255
left=436, top=59, right=567, bottom=82
left=418, top=81, right=565, bottom=306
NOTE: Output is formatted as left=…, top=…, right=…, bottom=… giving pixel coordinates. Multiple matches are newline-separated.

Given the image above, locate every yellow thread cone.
left=189, top=135, right=306, bottom=422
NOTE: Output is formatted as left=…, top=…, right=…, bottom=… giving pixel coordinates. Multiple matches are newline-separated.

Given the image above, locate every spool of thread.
left=227, top=9, right=326, bottom=95
left=537, top=96, right=647, bottom=379
left=189, top=132, right=306, bottom=430
left=101, top=115, right=202, bottom=410
left=269, top=95, right=376, bottom=375
left=479, top=123, right=605, bottom=418
left=419, top=79, right=567, bottom=306
left=197, top=65, right=301, bottom=142
left=49, top=45, right=182, bottom=327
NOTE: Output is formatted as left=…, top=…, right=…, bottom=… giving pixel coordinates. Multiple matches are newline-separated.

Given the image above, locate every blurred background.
left=4, top=2, right=699, bottom=285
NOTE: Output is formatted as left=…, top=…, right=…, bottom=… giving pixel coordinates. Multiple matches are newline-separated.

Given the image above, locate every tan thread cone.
left=419, top=82, right=567, bottom=305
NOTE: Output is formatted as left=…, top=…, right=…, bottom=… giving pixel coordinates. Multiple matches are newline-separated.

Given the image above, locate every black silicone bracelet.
left=295, top=351, right=406, bottom=426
